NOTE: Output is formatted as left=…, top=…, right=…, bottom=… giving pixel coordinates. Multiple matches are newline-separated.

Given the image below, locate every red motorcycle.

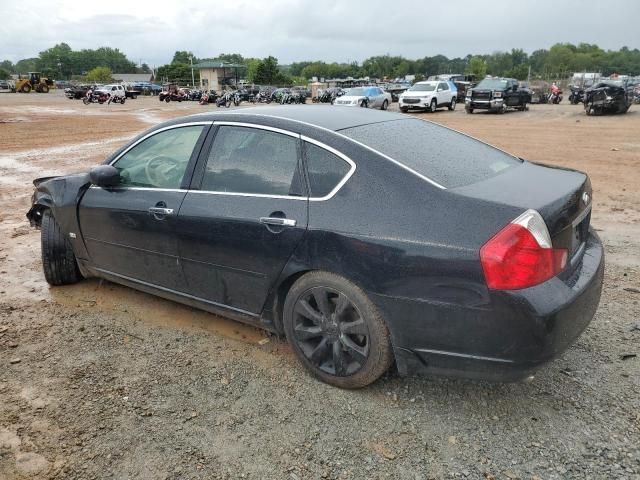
left=82, top=89, right=110, bottom=105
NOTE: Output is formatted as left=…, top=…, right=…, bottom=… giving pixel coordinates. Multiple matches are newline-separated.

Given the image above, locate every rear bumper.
left=374, top=230, right=604, bottom=382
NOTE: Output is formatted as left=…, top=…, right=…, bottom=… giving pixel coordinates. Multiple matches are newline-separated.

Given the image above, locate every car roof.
left=188, top=105, right=407, bottom=132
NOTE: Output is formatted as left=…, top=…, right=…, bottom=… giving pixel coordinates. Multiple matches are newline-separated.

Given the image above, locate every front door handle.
left=259, top=217, right=296, bottom=227
left=148, top=207, right=174, bottom=216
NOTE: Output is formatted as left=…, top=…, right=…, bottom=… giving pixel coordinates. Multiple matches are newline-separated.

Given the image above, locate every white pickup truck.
left=96, top=84, right=127, bottom=104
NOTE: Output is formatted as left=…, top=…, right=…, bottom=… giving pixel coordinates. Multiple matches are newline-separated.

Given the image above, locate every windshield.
left=346, top=87, right=377, bottom=96
left=476, top=79, right=508, bottom=90
left=408, top=83, right=436, bottom=92
left=341, top=119, right=521, bottom=188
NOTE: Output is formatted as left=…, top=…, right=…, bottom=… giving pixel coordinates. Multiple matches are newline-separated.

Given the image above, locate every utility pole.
left=190, top=56, right=195, bottom=87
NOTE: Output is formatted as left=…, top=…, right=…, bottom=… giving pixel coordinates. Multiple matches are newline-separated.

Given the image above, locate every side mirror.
left=89, top=165, right=120, bottom=188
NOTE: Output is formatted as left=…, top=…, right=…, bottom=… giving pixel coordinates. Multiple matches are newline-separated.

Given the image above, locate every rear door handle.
left=148, top=207, right=174, bottom=215
left=259, top=217, right=296, bottom=227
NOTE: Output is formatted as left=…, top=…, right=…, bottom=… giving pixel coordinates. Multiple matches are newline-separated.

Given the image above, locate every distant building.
left=113, top=73, right=154, bottom=84
left=193, top=61, right=244, bottom=91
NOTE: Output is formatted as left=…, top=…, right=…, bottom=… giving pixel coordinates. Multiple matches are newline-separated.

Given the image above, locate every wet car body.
left=27, top=106, right=604, bottom=383
left=584, top=81, right=633, bottom=115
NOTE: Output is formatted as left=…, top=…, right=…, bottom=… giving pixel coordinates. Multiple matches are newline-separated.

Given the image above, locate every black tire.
left=82, top=97, right=90, bottom=105
left=381, top=100, right=388, bottom=111
left=429, top=99, right=437, bottom=113
left=120, top=97, right=125, bottom=104
left=283, top=271, right=393, bottom=389
left=21, top=84, right=31, bottom=93
left=448, top=97, right=456, bottom=111
left=41, top=210, right=82, bottom=286
left=40, top=84, right=49, bottom=93
left=165, top=97, right=170, bottom=103
left=465, top=107, right=473, bottom=114
left=400, top=107, right=408, bottom=113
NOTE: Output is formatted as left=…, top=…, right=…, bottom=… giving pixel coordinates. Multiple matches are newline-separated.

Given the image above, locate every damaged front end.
left=26, top=173, right=92, bottom=260
left=584, top=81, right=633, bottom=115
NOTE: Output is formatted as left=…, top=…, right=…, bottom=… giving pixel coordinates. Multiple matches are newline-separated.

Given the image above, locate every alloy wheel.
left=292, top=287, right=370, bottom=377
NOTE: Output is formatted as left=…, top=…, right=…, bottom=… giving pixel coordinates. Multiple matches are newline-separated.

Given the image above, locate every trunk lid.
left=452, top=161, right=592, bottom=265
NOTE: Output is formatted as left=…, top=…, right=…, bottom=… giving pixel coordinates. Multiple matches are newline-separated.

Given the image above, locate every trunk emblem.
left=582, top=192, right=590, bottom=205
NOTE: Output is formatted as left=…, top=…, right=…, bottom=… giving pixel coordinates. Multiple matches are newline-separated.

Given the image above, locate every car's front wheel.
left=283, top=271, right=393, bottom=389
left=41, top=210, right=82, bottom=286
left=381, top=100, right=388, bottom=110
left=429, top=99, right=437, bottom=112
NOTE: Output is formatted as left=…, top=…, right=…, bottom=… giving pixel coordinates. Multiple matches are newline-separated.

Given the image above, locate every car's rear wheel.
left=448, top=97, right=456, bottom=111
left=41, top=210, right=82, bottom=286
left=429, top=99, right=437, bottom=112
left=381, top=100, right=388, bottom=110
left=283, top=271, right=393, bottom=389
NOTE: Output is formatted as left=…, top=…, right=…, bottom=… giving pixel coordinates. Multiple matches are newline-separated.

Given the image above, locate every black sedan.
left=27, top=106, right=604, bottom=388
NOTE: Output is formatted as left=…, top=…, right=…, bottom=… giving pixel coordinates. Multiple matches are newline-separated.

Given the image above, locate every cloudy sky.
left=1, top=0, right=638, bottom=66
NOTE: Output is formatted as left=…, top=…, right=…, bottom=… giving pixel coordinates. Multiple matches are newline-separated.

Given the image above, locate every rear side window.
left=340, top=119, right=521, bottom=188
left=201, top=126, right=303, bottom=196
left=304, top=142, right=351, bottom=198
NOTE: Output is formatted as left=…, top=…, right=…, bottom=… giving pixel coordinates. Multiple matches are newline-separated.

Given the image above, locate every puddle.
left=50, top=279, right=267, bottom=345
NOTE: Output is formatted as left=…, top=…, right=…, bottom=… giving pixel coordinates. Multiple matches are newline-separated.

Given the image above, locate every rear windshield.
left=340, top=119, right=521, bottom=188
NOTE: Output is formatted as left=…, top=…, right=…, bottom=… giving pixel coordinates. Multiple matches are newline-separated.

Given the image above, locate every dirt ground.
left=1, top=91, right=639, bottom=480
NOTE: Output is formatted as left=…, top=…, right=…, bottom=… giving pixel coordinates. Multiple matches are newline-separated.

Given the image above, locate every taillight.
left=480, top=209, right=568, bottom=290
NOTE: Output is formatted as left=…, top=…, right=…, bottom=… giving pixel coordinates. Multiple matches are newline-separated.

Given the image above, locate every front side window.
left=113, top=125, right=205, bottom=189
left=201, top=126, right=303, bottom=196
left=304, top=142, right=351, bottom=198
left=440, top=83, right=449, bottom=91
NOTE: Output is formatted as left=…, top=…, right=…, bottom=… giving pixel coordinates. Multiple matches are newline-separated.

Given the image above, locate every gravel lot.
left=1, top=92, right=639, bottom=479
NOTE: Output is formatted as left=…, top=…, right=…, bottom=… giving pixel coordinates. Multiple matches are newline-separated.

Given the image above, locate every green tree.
left=215, top=53, right=245, bottom=65
left=254, top=56, right=284, bottom=85
left=85, top=66, right=113, bottom=83
left=0, top=68, right=10, bottom=80
left=466, top=56, right=487, bottom=78
left=172, top=51, right=197, bottom=65
left=0, top=60, right=13, bottom=72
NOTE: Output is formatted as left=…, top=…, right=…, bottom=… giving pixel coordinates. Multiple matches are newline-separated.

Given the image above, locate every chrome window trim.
left=108, top=121, right=213, bottom=166
left=193, top=121, right=356, bottom=202
left=300, top=135, right=356, bottom=202
left=88, top=185, right=184, bottom=193
left=212, top=121, right=300, bottom=138
left=187, top=190, right=307, bottom=201
left=218, top=112, right=447, bottom=190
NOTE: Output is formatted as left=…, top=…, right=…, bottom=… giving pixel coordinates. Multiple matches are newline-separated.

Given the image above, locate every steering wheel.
left=144, top=155, right=181, bottom=187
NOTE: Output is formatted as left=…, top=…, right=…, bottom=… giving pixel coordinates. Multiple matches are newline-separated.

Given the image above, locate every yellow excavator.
left=14, top=72, right=54, bottom=93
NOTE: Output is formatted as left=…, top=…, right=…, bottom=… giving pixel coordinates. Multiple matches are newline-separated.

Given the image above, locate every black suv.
left=465, top=78, right=531, bottom=113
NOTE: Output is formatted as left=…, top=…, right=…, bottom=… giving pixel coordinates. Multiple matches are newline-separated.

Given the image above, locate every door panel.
left=78, top=123, right=209, bottom=291
left=178, top=124, right=309, bottom=315
left=79, top=188, right=188, bottom=290
left=177, top=194, right=307, bottom=314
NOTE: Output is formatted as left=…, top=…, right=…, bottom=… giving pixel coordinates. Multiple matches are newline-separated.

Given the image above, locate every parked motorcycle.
left=568, top=85, right=585, bottom=105
left=216, top=91, right=240, bottom=108
left=549, top=89, right=563, bottom=104
left=82, top=89, right=110, bottom=105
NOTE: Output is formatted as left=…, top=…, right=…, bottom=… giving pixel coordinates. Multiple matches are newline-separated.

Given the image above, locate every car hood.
left=337, top=95, right=366, bottom=101
left=400, top=91, right=433, bottom=97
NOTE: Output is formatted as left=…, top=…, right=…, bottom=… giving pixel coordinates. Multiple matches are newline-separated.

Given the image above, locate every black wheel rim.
left=292, top=287, right=370, bottom=377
